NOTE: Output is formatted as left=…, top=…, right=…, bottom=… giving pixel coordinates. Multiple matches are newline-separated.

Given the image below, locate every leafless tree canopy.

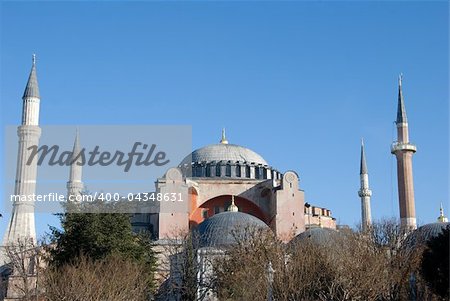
left=41, top=254, right=149, bottom=301
left=212, top=220, right=439, bottom=301
left=1, top=238, right=42, bottom=301
left=2, top=220, right=444, bottom=301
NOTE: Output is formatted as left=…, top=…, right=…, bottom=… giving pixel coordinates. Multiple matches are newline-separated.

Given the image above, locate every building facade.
left=132, top=131, right=336, bottom=243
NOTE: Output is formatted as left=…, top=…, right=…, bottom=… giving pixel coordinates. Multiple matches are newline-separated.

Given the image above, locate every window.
left=236, top=165, right=241, bottom=177
left=214, top=206, right=220, bottom=214
left=226, top=164, right=231, bottom=177
left=216, top=164, right=221, bottom=177
left=202, top=209, right=208, bottom=219
left=255, top=167, right=260, bottom=179
left=245, top=166, right=251, bottom=178
left=195, top=165, right=202, bottom=177
left=205, top=164, right=210, bottom=177
left=263, top=168, right=267, bottom=179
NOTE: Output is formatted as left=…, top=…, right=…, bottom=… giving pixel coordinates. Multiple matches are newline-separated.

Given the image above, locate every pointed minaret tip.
left=220, top=128, right=229, bottom=144
left=23, top=54, right=40, bottom=99
left=73, top=128, right=80, bottom=151
left=71, top=129, right=82, bottom=163
left=396, top=73, right=407, bottom=124
left=360, top=138, right=368, bottom=175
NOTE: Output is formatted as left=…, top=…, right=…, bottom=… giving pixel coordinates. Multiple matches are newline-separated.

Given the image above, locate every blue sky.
left=0, top=1, right=448, bottom=238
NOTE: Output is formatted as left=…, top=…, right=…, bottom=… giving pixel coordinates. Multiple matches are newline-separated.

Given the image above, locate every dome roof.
left=291, top=227, right=339, bottom=245
left=197, top=211, right=269, bottom=247
left=405, top=222, right=450, bottom=247
left=180, top=143, right=268, bottom=166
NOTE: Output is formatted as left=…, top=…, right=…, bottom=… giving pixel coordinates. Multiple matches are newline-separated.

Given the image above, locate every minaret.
left=66, top=130, right=84, bottom=200
left=3, top=55, right=42, bottom=244
left=358, top=139, right=372, bottom=231
left=391, top=74, right=417, bottom=230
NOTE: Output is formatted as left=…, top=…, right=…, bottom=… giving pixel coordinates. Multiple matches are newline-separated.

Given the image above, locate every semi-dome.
left=197, top=211, right=269, bottom=247
left=181, top=143, right=268, bottom=166
left=291, top=227, right=339, bottom=245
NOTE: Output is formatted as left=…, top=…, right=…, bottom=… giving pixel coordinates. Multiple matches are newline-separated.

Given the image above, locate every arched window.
left=226, top=164, right=231, bottom=177
left=255, top=166, right=260, bottom=179
left=245, top=165, right=251, bottom=178
left=195, top=165, right=202, bottom=177
left=236, top=165, right=241, bottom=177
left=205, top=164, right=211, bottom=177
left=216, top=164, right=221, bottom=177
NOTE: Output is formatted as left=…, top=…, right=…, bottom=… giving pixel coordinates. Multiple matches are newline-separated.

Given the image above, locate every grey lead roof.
left=180, top=143, right=268, bottom=166
left=23, top=55, right=40, bottom=99
left=291, top=227, right=339, bottom=246
left=396, top=75, right=407, bottom=124
left=197, top=211, right=268, bottom=247
left=405, top=222, right=450, bottom=247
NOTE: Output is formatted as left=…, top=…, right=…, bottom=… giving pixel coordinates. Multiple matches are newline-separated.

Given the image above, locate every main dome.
left=180, top=143, right=268, bottom=166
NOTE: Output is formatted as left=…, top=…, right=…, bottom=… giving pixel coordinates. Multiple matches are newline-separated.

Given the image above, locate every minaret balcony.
left=358, top=189, right=372, bottom=198
left=391, top=142, right=417, bottom=154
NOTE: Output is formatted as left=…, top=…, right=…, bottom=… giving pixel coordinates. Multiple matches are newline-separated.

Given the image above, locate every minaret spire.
left=220, top=128, right=229, bottom=144
left=67, top=129, right=84, bottom=200
left=22, top=54, right=40, bottom=101
left=360, top=138, right=368, bottom=175
left=3, top=55, right=42, bottom=247
left=358, top=139, right=372, bottom=231
left=391, top=74, right=417, bottom=230
left=396, top=73, right=407, bottom=124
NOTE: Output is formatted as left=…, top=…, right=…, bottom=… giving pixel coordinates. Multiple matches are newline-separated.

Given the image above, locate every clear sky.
left=0, top=1, right=448, bottom=239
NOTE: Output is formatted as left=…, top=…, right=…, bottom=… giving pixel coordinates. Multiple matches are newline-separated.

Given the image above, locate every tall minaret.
left=358, top=139, right=372, bottom=231
left=3, top=55, right=42, bottom=244
left=66, top=130, right=84, bottom=200
left=391, top=74, right=417, bottom=230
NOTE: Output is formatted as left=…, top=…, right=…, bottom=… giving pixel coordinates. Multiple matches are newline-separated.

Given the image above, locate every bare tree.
left=2, top=238, right=42, bottom=301
left=155, top=230, right=218, bottom=301
left=212, top=220, right=428, bottom=301
left=41, top=254, right=149, bottom=301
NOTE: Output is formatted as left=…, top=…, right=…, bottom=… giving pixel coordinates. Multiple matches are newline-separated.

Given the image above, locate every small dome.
left=291, top=227, right=338, bottom=245
left=180, top=143, right=268, bottom=166
left=197, top=211, right=269, bottom=247
left=406, top=222, right=450, bottom=247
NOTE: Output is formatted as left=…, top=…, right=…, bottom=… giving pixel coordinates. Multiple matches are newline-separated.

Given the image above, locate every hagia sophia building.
left=2, top=55, right=449, bottom=265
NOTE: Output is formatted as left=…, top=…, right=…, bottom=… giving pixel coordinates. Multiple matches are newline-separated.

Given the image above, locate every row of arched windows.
left=187, top=162, right=281, bottom=180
